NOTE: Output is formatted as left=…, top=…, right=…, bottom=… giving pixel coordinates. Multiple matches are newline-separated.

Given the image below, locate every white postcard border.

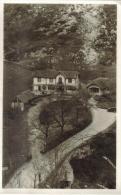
left=0, top=1, right=121, bottom=194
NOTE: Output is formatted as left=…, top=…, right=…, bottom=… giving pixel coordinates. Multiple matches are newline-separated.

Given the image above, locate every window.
left=90, top=87, right=99, bottom=93
left=68, top=78, right=72, bottom=83
left=49, top=78, right=53, bottom=83
left=38, top=86, right=41, bottom=91
left=48, top=85, right=55, bottom=90
left=38, top=78, right=41, bottom=82
left=42, top=85, right=46, bottom=90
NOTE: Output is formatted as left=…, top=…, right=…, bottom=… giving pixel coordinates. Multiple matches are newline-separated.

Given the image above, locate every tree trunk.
left=44, top=126, right=49, bottom=151
left=61, top=105, right=64, bottom=135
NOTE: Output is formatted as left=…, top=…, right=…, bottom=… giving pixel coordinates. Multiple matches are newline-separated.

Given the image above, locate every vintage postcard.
left=0, top=0, right=121, bottom=194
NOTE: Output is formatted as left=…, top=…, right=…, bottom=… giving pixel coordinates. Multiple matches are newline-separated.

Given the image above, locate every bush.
left=39, top=97, right=92, bottom=152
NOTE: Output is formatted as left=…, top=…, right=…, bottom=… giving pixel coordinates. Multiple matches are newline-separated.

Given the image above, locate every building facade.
left=87, top=78, right=110, bottom=97
left=33, top=70, right=80, bottom=95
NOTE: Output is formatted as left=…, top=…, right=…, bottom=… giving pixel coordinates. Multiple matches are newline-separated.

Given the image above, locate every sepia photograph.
left=2, top=2, right=117, bottom=189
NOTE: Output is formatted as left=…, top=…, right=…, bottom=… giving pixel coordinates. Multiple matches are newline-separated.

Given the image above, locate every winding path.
left=5, top=102, right=116, bottom=188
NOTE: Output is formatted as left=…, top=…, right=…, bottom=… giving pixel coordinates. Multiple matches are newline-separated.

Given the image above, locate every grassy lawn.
left=70, top=123, right=116, bottom=189
left=3, top=62, right=33, bottom=186
left=3, top=110, right=30, bottom=186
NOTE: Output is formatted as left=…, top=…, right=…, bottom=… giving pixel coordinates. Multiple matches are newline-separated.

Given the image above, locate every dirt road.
left=5, top=105, right=116, bottom=188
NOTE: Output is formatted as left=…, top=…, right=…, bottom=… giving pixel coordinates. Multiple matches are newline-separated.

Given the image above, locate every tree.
left=49, top=99, right=71, bottom=135
left=29, top=94, right=90, bottom=153
left=39, top=108, right=51, bottom=151
left=94, top=5, right=116, bottom=66
left=4, top=4, right=34, bottom=59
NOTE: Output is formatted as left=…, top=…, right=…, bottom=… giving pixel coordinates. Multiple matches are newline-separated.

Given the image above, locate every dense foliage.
left=94, top=5, right=116, bottom=66
left=4, top=4, right=116, bottom=74
left=70, top=125, right=116, bottom=189
left=39, top=96, right=92, bottom=151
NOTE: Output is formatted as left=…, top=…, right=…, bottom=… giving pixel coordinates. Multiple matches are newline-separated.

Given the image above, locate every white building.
left=33, top=70, right=80, bottom=95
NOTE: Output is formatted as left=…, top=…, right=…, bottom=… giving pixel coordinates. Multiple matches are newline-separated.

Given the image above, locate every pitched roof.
left=17, top=90, right=35, bottom=103
left=34, top=70, right=79, bottom=79
left=61, top=70, right=79, bottom=78
left=87, top=77, right=111, bottom=90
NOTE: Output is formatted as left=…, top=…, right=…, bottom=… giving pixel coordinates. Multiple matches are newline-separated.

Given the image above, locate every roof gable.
left=87, top=77, right=111, bottom=90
